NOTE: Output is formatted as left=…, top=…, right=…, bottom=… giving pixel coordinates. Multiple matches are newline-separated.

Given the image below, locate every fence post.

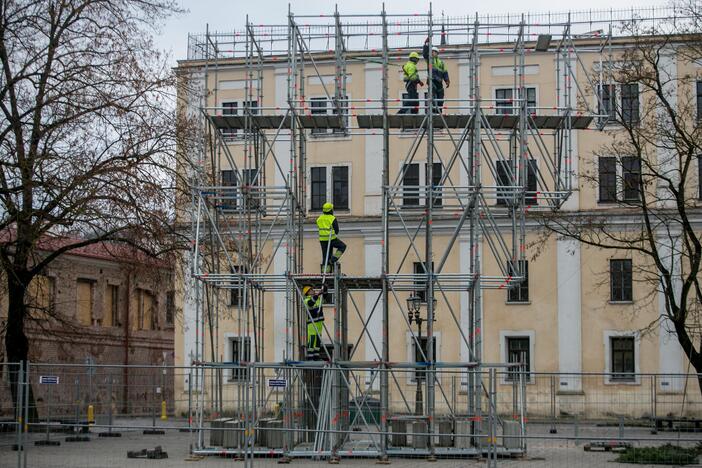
left=650, top=375, right=657, bottom=434
left=15, top=362, right=23, bottom=464
left=549, top=374, right=557, bottom=433
left=22, top=361, right=30, bottom=468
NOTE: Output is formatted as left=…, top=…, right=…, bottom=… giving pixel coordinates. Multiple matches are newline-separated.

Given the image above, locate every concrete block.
left=389, top=419, right=407, bottom=447
left=454, top=420, right=471, bottom=449
left=412, top=421, right=428, bottom=449
left=266, top=420, right=284, bottom=449
left=209, top=418, right=231, bottom=447
left=437, top=419, right=453, bottom=447
left=503, top=420, right=522, bottom=450
left=223, top=419, right=242, bottom=448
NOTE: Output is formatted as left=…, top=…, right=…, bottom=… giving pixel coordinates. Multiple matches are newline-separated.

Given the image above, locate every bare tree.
left=0, top=0, right=191, bottom=416
left=538, top=1, right=702, bottom=393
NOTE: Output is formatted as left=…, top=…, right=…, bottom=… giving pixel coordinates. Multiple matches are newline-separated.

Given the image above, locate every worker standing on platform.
left=317, top=202, right=346, bottom=273
left=423, top=38, right=450, bottom=113
left=398, top=52, right=424, bottom=114
left=303, top=284, right=327, bottom=360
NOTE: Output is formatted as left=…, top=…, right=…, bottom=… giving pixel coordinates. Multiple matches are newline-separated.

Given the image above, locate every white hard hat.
left=432, top=46, right=439, bottom=53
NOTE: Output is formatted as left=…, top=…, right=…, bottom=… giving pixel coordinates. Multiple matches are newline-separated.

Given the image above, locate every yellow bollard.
left=160, top=400, right=167, bottom=421
left=87, top=404, right=95, bottom=424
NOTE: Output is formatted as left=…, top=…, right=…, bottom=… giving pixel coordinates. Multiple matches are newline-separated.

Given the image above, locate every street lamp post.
left=406, top=295, right=436, bottom=416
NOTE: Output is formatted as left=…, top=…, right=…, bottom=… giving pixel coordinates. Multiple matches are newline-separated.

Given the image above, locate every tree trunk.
left=5, top=272, right=39, bottom=423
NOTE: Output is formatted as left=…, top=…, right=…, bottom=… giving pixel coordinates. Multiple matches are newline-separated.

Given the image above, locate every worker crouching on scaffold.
left=303, top=284, right=327, bottom=360
left=316, top=202, right=346, bottom=274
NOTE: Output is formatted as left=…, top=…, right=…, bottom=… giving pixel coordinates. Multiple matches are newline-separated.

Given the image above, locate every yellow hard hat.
left=322, top=202, right=333, bottom=213
left=302, top=285, right=312, bottom=296
left=409, top=51, right=420, bottom=60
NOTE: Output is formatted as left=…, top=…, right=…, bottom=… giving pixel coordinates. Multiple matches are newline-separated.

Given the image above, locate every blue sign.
left=39, top=376, right=60, bottom=385
left=268, top=378, right=287, bottom=388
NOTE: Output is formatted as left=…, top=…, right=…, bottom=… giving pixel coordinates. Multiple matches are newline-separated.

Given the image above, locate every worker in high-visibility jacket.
left=303, top=284, right=327, bottom=360
left=423, top=38, right=450, bottom=113
left=316, top=202, right=346, bottom=273
left=398, top=52, right=424, bottom=114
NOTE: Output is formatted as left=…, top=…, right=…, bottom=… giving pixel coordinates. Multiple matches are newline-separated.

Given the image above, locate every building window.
left=698, top=155, right=702, bottom=200
left=221, top=101, right=238, bottom=140
left=622, top=156, right=641, bottom=202
left=495, top=88, right=536, bottom=115
left=506, top=336, right=530, bottom=381
left=620, top=83, right=639, bottom=125
left=413, top=261, right=434, bottom=303
left=311, top=165, right=349, bottom=211
left=220, top=170, right=238, bottom=210
left=426, top=162, right=443, bottom=207
left=402, top=163, right=420, bottom=206
left=412, top=336, right=437, bottom=382
left=598, top=157, right=617, bottom=202
left=310, top=167, right=326, bottom=211
left=229, top=336, right=251, bottom=382
left=610, top=336, right=635, bottom=381
left=310, top=97, right=327, bottom=135
left=598, top=84, right=617, bottom=124
left=241, top=168, right=260, bottom=210
left=166, top=291, right=175, bottom=325
left=402, top=162, right=442, bottom=207
left=76, top=279, right=95, bottom=326
left=610, top=259, right=633, bottom=302
left=496, top=159, right=537, bottom=206
left=135, top=288, right=156, bottom=331
left=230, top=266, right=244, bottom=307
left=495, top=88, right=513, bottom=115
left=696, top=81, right=702, bottom=123
left=310, top=96, right=348, bottom=135
left=332, top=166, right=349, bottom=210
left=507, top=260, right=529, bottom=303
left=105, top=284, right=120, bottom=327
left=525, top=88, right=537, bottom=115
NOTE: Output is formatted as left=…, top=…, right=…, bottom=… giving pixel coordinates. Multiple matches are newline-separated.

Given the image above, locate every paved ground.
left=0, top=419, right=700, bottom=467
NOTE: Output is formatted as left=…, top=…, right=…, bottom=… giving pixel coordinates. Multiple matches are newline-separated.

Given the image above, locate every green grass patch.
left=615, top=444, right=699, bottom=465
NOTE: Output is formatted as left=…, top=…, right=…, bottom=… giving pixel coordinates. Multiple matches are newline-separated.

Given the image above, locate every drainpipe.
left=123, top=271, right=131, bottom=413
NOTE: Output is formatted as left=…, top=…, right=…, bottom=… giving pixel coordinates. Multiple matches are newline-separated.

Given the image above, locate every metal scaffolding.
left=177, top=5, right=671, bottom=463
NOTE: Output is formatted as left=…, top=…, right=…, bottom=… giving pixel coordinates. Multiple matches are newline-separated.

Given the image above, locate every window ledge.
left=608, top=300, right=634, bottom=305
left=309, top=133, right=352, bottom=142
left=506, top=301, right=531, bottom=306
left=605, top=379, right=640, bottom=386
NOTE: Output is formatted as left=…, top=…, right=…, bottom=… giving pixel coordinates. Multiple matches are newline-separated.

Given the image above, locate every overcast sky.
left=157, top=0, right=667, bottom=63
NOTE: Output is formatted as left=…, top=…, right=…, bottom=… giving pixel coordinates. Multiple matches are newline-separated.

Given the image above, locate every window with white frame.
left=413, top=261, right=434, bottom=303
left=241, top=168, right=261, bottom=211
left=220, top=170, right=237, bottom=210
left=401, top=162, right=443, bottom=207
left=406, top=333, right=440, bottom=383
left=309, top=165, right=350, bottom=211
left=309, top=96, right=348, bottom=136
left=507, top=260, right=529, bottom=303
left=610, top=259, right=633, bottom=302
left=596, top=83, right=639, bottom=126
left=621, top=83, right=640, bottom=125
left=604, top=331, right=639, bottom=384
left=494, top=87, right=536, bottom=115
left=506, top=336, right=531, bottom=381
left=697, top=81, right=702, bottom=123
left=220, top=101, right=258, bottom=141
left=228, top=336, right=251, bottom=382
left=495, top=159, right=537, bottom=206
left=598, top=84, right=617, bottom=124
left=597, top=157, right=641, bottom=203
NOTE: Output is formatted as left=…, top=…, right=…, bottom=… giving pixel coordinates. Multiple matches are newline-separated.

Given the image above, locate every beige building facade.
left=175, top=29, right=702, bottom=416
